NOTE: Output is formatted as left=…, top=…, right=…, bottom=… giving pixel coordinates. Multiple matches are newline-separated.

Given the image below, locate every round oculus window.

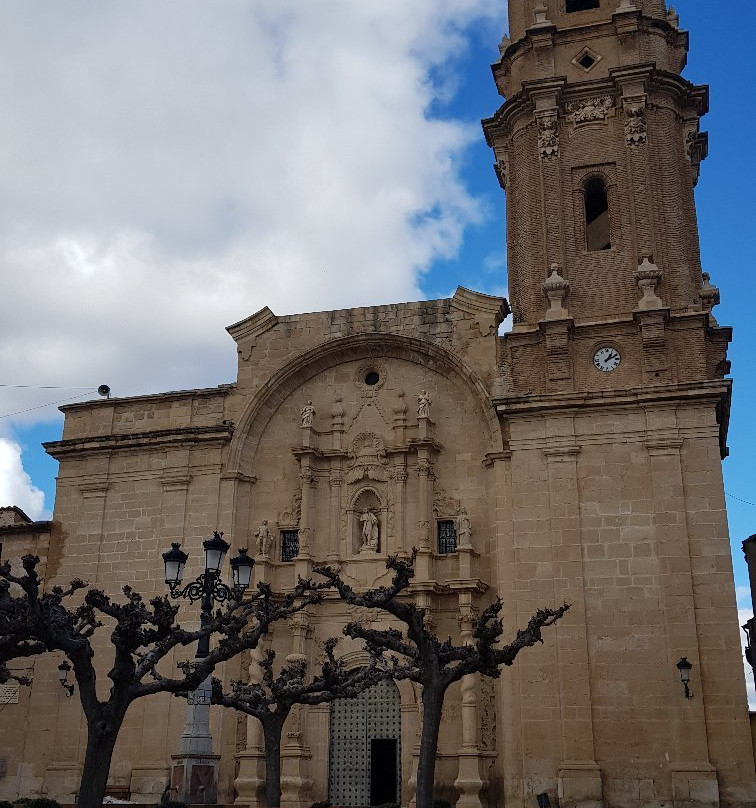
left=364, top=371, right=380, bottom=386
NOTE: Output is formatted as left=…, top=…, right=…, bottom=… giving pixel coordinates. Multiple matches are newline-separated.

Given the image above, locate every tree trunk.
left=76, top=712, right=126, bottom=808
left=415, top=683, right=445, bottom=808
left=262, top=714, right=286, bottom=808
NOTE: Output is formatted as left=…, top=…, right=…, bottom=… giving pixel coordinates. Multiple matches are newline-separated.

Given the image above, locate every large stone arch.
left=226, top=333, right=501, bottom=477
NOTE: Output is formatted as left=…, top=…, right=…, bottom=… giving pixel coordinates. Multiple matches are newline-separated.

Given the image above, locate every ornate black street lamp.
left=676, top=657, right=693, bottom=699
left=161, top=532, right=254, bottom=802
left=162, top=533, right=253, bottom=657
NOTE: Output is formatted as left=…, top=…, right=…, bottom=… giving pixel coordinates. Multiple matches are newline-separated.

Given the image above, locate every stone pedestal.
left=171, top=674, right=219, bottom=804
left=280, top=744, right=312, bottom=808
left=171, top=753, right=220, bottom=805
left=130, top=763, right=170, bottom=803
left=454, top=751, right=486, bottom=808
left=233, top=749, right=266, bottom=806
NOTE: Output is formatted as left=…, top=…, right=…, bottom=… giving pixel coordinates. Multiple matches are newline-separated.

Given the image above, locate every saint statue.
left=417, top=389, right=432, bottom=419
left=254, top=519, right=273, bottom=557
left=359, top=508, right=379, bottom=552
left=301, top=401, right=316, bottom=428
left=457, top=509, right=472, bottom=548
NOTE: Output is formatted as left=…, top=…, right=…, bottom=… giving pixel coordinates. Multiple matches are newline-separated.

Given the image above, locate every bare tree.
left=315, top=552, right=570, bottom=808
left=211, top=638, right=389, bottom=807
left=0, top=554, right=320, bottom=808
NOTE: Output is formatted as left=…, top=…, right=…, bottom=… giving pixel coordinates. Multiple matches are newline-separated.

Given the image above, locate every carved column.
left=544, top=445, right=603, bottom=808
left=328, top=466, right=343, bottom=562
left=327, top=396, right=346, bottom=561
left=281, top=614, right=313, bottom=808
left=390, top=461, right=408, bottom=556
left=645, top=426, right=718, bottom=807
left=415, top=453, right=433, bottom=580
left=454, top=595, right=486, bottom=808
left=234, top=644, right=269, bottom=806
left=295, top=456, right=317, bottom=580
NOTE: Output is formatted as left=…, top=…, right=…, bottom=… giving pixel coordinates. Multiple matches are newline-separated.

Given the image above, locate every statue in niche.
left=359, top=508, right=379, bottom=552
left=301, top=401, right=316, bottom=428
left=457, top=509, right=472, bottom=548
left=254, top=519, right=273, bottom=557
left=417, top=389, right=432, bottom=419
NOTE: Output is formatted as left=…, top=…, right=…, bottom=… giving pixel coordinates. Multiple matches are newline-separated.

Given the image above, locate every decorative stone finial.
left=542, top=264, right=570, bottom=320
left=498, top=35, right=511, bottom=57
left=666, top=6, right=680, bottom=28
left=700, top=272, right=721, bottom=324
left=532, top=4, right=552, bottom=27
left=635, top=257, right=663, bottom=310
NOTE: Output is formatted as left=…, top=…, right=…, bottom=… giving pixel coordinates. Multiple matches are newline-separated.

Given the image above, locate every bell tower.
left=481, top=6, right=754, bottom=808
left=484, top=0, right=730, bottom=414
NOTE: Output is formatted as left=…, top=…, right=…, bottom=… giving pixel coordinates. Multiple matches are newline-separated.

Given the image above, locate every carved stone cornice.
left=161, top=472, right=192, bottom=492
left=645, top=438, right=683, bottom=456
left=226, top=306, right=279, bottom=361
left=79, top=480, right=110, bottom=497
left=44, top=424, right=235, bottom=460
left=543, top=446, right=581, bottom=462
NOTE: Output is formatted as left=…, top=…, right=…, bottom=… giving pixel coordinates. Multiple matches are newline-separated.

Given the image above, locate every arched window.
left=567, top=0, right=601, bottom=12
left=584, top=177, right=611, bottom=251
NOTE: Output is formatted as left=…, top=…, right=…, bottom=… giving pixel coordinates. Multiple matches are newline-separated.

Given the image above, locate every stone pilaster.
left=646, top=426, right=718, bottom=808
left=280, top=614, right=313, bottom=808
left=544, top=445, right=603, bottom=808
left=454, top=596, right=486, bottom=808
left=234, top=645, right=268, bottom=806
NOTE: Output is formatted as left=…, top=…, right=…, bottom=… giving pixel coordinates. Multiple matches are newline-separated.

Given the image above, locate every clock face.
left=593, top=346, right=621, bottom=372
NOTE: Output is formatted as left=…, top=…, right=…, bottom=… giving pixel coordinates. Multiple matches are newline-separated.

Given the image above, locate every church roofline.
left=56, top=384, right=235, bottom=413
left=226, top=287, right=509, bottom=345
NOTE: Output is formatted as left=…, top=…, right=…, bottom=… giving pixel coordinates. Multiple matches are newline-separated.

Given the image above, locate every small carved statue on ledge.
left=417, top=389, right=432, bottom=419
left=457, top=509, right=472, bottom=548
left=359, top=508, right=379, bottom=552
left=255, top=519, right=273, bottom=557
left=301, top=400, right=316, bottom=428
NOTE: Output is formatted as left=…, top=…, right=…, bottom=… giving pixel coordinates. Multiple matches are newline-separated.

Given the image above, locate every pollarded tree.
left=210, top=638, right=389, bottom=807
left=315, top=552, right=570, bottom=808
left=0, top=554, right=321, bottom=808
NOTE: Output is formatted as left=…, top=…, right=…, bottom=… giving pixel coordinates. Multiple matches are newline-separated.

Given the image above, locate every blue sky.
left=1, top=1, right=754, bottom=696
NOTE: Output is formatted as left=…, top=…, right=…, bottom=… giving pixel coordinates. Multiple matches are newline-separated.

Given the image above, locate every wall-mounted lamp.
left=676, top=657, right=693, bottom=699
left=536, top=793, right=552, bottom=808
left=57, top=660, right=75, bottom=697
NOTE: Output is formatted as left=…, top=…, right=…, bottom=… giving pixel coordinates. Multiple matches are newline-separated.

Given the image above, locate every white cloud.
left=0, top=439, right=46, bottom=520
left=0, top=0, right=503, bottom=417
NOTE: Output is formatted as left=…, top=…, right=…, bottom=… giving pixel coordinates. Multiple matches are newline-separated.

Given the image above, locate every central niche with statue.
left=346, top=432, right=389, bottom=555
left=354, top=492, right=381, bottom=554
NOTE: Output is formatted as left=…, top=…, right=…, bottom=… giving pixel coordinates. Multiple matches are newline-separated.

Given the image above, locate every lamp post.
left=162, top=532, right=254, bottom=804
left=676, top=657, right=693, bottom=699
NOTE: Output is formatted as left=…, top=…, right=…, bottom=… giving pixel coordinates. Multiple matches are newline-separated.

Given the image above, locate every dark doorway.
left=370, top=739, right=397, bottom=805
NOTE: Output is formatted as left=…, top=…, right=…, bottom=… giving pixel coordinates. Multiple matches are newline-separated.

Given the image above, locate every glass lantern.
left=203, top=531, right=230, bottom=574
left=230, top=548, right=254, bottom=591
left=162, top=542, right=188, bottom=585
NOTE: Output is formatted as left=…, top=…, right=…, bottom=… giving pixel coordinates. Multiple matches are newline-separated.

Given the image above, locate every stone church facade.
left=1, top=1, right=754, bottom=807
